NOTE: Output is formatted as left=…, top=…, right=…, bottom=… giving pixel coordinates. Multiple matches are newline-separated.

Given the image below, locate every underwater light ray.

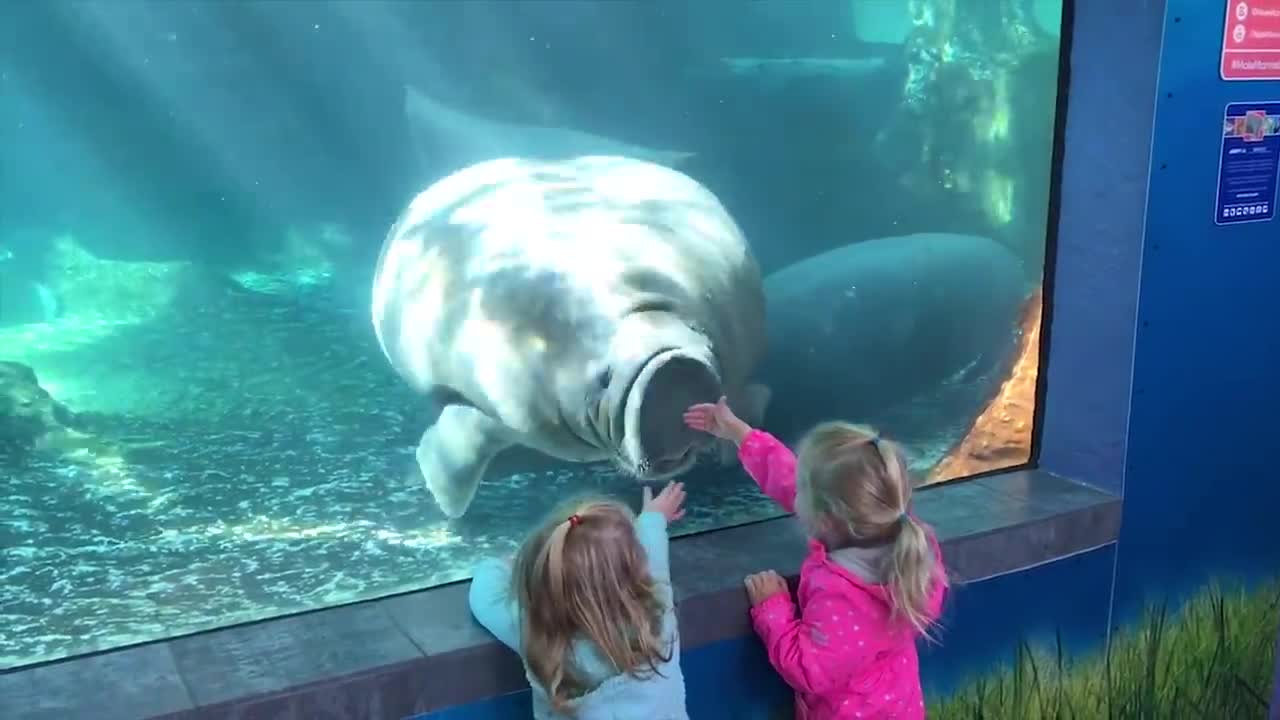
left=1, top=13, right=146, bottom=237
left=0, top=78, right=88, bottom=231
left=449, top=1, right=657, bottom=143
left=328, top=1, right=452, bottom=96
left=72, top=1, right=321, bottom=223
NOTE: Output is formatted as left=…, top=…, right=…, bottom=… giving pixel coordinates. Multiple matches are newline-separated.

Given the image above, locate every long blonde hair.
left=795, top=421, right=944, bottom=636
left=512, top=497, right=672, bottom=713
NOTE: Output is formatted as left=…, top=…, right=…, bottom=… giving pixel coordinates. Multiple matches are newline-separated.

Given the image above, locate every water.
left=0, top=0, right=1062, bottom=670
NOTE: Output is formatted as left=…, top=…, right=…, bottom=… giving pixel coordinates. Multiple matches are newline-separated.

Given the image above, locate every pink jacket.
left=739, top=430, right=948, bottom=720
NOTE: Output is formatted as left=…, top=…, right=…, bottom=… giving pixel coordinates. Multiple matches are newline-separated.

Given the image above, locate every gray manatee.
left=757, top=233, right=1028, bottom=445
left=371, top=155, right=767, bottom=518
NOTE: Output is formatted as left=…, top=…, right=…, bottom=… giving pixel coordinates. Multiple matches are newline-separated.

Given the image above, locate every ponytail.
left=873, top=438, right=940, bottom=639
left=521, top=517, right=576, bottom=711
left=544, top=519, right=573, bottom=602
left=887, top=513, right=937, bottom=637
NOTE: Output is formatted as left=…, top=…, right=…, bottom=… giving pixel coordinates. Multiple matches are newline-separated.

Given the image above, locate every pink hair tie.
left=567, top=514, right=583, bottom=528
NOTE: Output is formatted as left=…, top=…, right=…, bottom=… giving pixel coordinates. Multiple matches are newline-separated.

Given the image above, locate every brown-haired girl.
left=468, top=481, right=689, bottom=719
left=685, top=398, right=948, bottom=719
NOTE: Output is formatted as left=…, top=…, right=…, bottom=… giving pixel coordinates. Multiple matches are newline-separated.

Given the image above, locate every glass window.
left=0, top=0, right=1064, bottom=670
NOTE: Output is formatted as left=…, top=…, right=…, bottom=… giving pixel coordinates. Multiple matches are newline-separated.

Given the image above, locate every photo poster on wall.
left=1214, top=101, right=1280, bottom=225
left=1221, top=0, right=1280, bottom=81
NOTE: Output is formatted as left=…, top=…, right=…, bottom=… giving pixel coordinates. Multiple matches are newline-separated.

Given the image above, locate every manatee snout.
left=623, top=348, right=721, bottom=478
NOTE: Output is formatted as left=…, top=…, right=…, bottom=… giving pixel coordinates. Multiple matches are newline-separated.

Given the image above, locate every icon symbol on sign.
left=1238, top=3, right=1249, bottom=21
left=1234, top=24, right=1247, bottom=43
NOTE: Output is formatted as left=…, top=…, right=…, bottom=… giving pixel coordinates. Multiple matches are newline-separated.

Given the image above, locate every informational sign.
left=1215, top=102, right=1280, bottom=225
left=1221, top=0, right=1280, bottom=80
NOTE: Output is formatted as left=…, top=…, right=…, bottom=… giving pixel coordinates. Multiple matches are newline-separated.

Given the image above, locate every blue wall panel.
left=919, top=545, right=1114, bottom=699
left=423, top=691, right=532, bottom=720
left=681, top=636, right=793, bottom=720
left=1035, top=0, right=1165, bottom=494
left=1114, top=0, right=1280, bottom=616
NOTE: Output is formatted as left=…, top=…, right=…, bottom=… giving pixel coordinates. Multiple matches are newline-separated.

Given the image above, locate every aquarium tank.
left=0, top=0, right=1064, bottom=670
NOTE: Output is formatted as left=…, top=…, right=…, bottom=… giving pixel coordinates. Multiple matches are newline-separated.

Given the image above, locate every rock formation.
left=0, top=360, right=80, bottom=461
left=929, top=286, right=1042, bottom=481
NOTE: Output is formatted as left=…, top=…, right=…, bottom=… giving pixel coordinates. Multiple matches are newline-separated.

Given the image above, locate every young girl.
left=684, top=398, right=948, bottom=719
left=468, top=481, right=690, bottom=719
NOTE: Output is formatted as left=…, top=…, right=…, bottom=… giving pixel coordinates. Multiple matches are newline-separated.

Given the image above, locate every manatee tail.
left=657, top=149, right=698, bottom=167
left=403, top=84, right=479, bottom=182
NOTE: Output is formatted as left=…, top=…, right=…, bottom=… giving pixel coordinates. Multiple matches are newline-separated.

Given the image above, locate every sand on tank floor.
left=0, top=279, right=981, bottom=670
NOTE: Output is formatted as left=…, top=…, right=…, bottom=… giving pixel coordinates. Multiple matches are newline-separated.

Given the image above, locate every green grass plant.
left=929, top=580, right=1279, bottom=719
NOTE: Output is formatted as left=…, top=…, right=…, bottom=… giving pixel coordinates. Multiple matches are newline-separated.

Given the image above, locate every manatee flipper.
left=717, top=382, right=773, bottom=466
left=416, top=404, right=511, bottom=518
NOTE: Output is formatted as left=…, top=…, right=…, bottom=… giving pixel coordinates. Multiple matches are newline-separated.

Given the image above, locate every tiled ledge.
left=0, top=470, right=1121, bottom=720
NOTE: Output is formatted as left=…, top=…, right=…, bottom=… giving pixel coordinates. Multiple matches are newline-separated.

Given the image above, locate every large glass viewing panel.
left=0, top=0, right=1063, bottom=669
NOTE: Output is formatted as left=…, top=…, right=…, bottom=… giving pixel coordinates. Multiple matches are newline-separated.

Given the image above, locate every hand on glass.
left=744, top=570, right=788, bottom=607
left=683, top=396, right=752, bottom=445
left=642, top=481, right=687, bottom=524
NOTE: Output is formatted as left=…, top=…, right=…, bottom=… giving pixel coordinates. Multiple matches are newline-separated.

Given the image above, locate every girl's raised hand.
left=683, top=396, right=751, bottom=444
left=642, top=481, right=686, bottom=524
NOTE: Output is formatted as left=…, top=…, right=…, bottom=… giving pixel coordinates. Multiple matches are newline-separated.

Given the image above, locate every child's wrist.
left=639, top=509, right=667, bottom=525
left=750, top=591, right=791, bottom=613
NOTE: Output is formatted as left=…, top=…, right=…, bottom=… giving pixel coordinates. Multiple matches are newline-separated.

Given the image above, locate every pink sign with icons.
left=1222, top=0, right=1280, bottom=80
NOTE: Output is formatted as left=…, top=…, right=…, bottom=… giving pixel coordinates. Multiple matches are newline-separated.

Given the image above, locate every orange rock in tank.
left=927, top=287, right=1042, bottom=484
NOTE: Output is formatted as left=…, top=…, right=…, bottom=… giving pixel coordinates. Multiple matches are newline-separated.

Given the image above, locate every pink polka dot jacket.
left=738, top=430, right=949, bottom=720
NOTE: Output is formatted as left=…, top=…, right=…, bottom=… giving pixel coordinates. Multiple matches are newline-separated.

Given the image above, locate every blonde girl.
left=685, top=398, right=948, bottom=720
left=468, top=481, right=689, bottom=719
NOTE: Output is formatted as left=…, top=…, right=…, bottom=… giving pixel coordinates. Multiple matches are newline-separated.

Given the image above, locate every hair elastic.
left=898, top=511, right=909, bottom=524
left=567, top=514, right=583, bottom=528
